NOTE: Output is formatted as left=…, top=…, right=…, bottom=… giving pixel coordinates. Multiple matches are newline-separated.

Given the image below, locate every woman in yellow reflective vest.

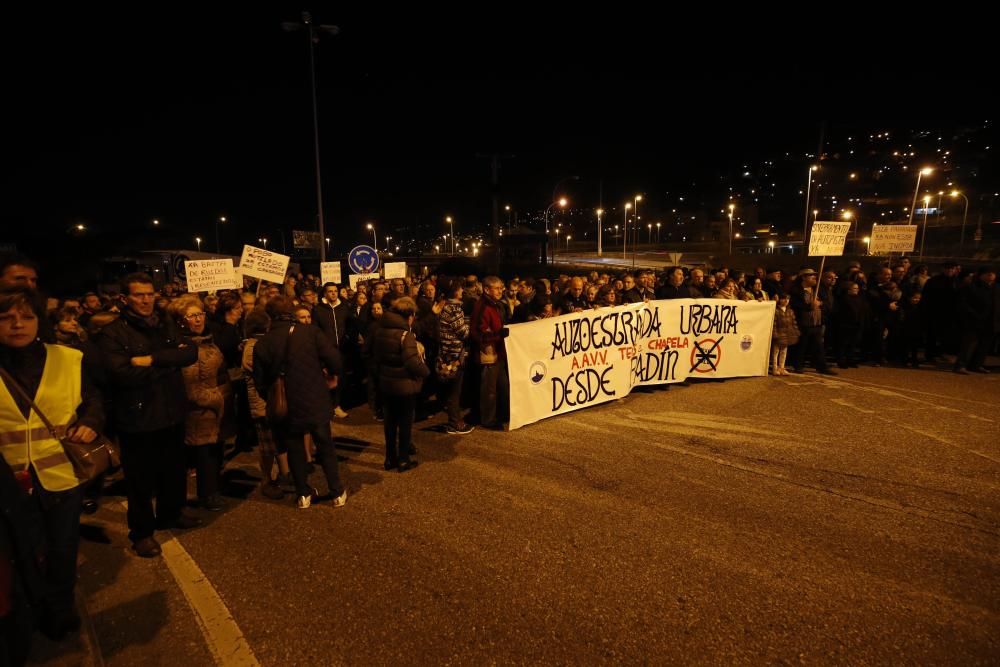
left=0, top=288, right=104, bottom=642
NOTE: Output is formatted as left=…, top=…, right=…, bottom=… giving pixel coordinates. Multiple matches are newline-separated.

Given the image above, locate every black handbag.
left=0, top=367, right=119, bottom=485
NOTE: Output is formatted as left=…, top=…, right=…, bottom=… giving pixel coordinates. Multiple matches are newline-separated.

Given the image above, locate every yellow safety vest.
left=0, top=344, right=83, bottom=491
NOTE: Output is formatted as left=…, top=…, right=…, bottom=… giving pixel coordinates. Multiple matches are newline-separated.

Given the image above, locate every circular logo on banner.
left=740, top=335, right=754, bottom=351
left=174, top=254, right=190, bottom=279
left=529, top=361, right=547, bottom=385
left=689, top=338, right=723, bottom=373
left=348, top=245, right=379, bottom=274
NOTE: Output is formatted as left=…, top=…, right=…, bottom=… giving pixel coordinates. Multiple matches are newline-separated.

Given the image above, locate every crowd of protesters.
left=0, top=249, right=997, bottom=660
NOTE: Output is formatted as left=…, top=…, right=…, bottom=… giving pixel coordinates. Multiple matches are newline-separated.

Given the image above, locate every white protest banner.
left=238, top=245, right=290, bottom=284
left=349, top=273, right=377, bottom=290
left=184, top=259, right=238, bottom=293
left=384, top=262, right=407, bottom=279
left=868, top=224, right=917, bottom=254
left=506, top=299, right=775, bottom=430
left=808, top=221, right=851, bottom=256
left=320, top=262, right=342, bottom=286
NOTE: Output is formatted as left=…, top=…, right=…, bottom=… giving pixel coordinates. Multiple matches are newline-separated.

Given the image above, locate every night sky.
left=4, top=8, right=993, bottom=266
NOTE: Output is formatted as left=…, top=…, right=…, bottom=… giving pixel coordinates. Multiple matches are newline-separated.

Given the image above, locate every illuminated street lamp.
left=728, top=203, right=735, bottom=255
left=325, top=236, right=331, bottom=253
left=656, top=221, right=661, bottom=243
left=596, top=208, right=605, bottom=256
left=863, top=236, right=871, bottom=255
left=215, top=216, right=226, bottom=254
left=950, top=190, right=970, bottom=249
left=366, top=222, right=377, bottom=252
left=908, top=168, right=933, bottom=225
left=445, top=216, right=455, bottom=255
left=919, top=195, right=931, bottom=259
left=195, top=237, right=202, bottom=251
left=842, top=210, right=859, bottom=252
left=566, top=234, right=572, bottom=250
left=803, top=165, right=818, bottom=242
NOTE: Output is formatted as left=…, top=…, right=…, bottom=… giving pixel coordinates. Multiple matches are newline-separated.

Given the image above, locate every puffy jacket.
left=374, top=312, right=429, bottom=396
left=97, top=310, right=197, bottom=434
left=772, top=306, right=801, bottom=347
left=181, top=335, right=233, bottom=446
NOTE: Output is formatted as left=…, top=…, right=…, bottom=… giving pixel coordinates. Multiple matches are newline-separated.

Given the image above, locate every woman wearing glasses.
left=169, top=295, right=233, bottom=511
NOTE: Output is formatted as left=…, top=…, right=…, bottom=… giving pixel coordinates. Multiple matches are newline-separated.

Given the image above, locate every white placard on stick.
left=383, top=262, right=407, bottom=279
left=808, top=221, right=851, bottom=256
left=349, top=273, right=377, bottom=290
left=238, top=245, right=290, bottom=284
left=868, top=224, right=917, bottom=255
left=320, top=262, right=342, bottom=286
left=185, top=259, right=238, bottom=293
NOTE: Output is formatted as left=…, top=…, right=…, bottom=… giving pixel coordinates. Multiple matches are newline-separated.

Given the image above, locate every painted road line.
left=159, top=534, right=261, bottom=667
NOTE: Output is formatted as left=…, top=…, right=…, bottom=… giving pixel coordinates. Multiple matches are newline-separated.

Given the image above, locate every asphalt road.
left=35, top=359, right=1000, bottom=665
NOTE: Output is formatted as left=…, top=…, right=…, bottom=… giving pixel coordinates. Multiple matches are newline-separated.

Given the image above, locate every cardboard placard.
left=808, top=222, right=851, bottom=256
left=238, top=245, right=290, bottom=284
left=185, top=259, right=238, bottom=293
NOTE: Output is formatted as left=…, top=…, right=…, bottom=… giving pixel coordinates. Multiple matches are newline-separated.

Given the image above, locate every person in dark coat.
left=657, top=268, right=699, bottom=299
left=789, top=268, right=835, bottom=375
left=312, top=283, right=350, bottom=419
left=953, top=268, right=996, bottom=374
left=834, top=282, right=869, bottom=368
left=373, top=297, right=430, bottom=472
left=252, top=296, right=347, bottom=508
left=97, top=274, right=199, bottom=558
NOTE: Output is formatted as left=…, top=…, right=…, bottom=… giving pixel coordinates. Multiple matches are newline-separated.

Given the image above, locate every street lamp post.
left=623, top=203, right=631, bottom=261
left=647, top=223, right=652, bottom=244
left=803, top=165, right=818, bottom=243
left=908, top=168, right=933, bottom=225
left=863, top=236, right=871, bottom=255
left=919, top=196, right=931, bottom=259
left=258, top=237, right=268, bottom=250
left=615, top=224, right=619, bottom=247
left=195, top=237, right=202, bottom=252
left=596, top=208, right=604, bottom=256
left=632, top=195, right=642, bottom=267
left=656, top=222, right=661, bottom=244
left=282, top=13, right=340, bottom=263
left=727, top=203, right=735, bottom=256
left=566, top=235, right=571, bottom=250
left=366, top=223, right=377, bottom=253
left=216, top=216, right=226, bottom=254
left=543, top=199, right=567, bottom=264
left=445, top=216, right=455, bottom=255
left=325, top=237, right=331, bottom=253
left=951, top=190, right=970, bottom=250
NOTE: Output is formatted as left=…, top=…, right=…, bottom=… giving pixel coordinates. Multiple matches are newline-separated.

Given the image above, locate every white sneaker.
left=332, top=489, right=348, bottom=508
left=333, top=407, right=349, bottom=419
left=296, top=494, right=312, bottom=509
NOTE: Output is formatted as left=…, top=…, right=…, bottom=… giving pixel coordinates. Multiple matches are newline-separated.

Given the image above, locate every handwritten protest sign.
left=384, top=262, right=407, bottom=279
left=238, top=245, right=290, bottom=284
left=506, top=299, right=775, bottom=429
left=348, top=273, right=377, bottom=290
left=808, top=222, right=851, bottom=256
left=320, top=262, right=342, bottom=286
left=184, top=259, right=238, bottom=292
left=868, top=224, right=917, bottom=254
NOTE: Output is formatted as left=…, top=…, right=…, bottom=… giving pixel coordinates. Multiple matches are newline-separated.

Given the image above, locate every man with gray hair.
left=470, top=276, right=508, bottom=430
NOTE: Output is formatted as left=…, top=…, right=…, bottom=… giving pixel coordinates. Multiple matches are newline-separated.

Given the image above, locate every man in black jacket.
left=253, top=296, right=347, bottom=509
left=954, top=268, right=996, bottom=374
left=657, top=268, right=699, bottom=299
left=98, top=273, right=199, bottom=558
left=313, top=282, right=350, bottom=419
